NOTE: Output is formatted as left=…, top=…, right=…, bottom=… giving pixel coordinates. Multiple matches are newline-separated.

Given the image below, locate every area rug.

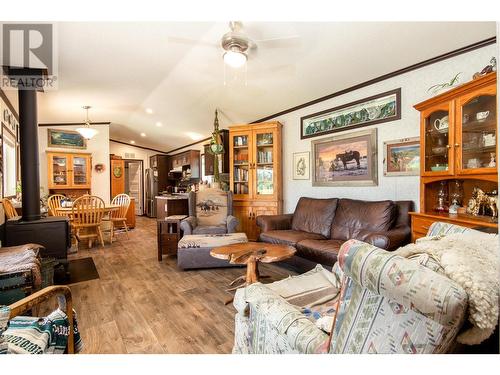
left=61, top=257, right=100, bottom=285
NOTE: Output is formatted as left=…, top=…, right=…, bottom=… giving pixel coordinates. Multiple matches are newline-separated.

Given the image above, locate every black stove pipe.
left=18, top=88, right=41, bottom=221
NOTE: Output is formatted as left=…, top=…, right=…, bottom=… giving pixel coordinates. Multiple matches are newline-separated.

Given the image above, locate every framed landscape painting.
left=48, top=129, right=86, bottom=149
left=383, top=137, right=420, bottom=176
left=292, top=151, right=310, bottom=180
left=301, top=88, right=401, bottom=139
left=312, top=128, right=377, bottom=186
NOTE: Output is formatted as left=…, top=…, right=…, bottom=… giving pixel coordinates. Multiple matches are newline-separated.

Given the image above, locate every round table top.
left=55, top=204, right=120, bottom=213
left=211, top=242, right=296, bottom=264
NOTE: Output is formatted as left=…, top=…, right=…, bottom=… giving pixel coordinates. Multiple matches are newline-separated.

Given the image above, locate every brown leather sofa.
left=256, top=197, right=413, bottom=272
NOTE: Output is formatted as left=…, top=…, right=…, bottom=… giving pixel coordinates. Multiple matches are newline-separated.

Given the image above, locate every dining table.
left=54, top=204, right=121, bottom=217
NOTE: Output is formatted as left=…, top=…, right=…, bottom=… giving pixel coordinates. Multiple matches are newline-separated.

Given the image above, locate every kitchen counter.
left=155, top=194, right=189, bottom=200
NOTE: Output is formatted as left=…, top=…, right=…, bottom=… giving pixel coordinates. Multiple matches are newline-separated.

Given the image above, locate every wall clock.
left=113, top=165, right=123, bottom=178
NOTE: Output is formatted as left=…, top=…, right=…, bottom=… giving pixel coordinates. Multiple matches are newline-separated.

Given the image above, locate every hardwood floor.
left=66, top=216, right=295, bottom=354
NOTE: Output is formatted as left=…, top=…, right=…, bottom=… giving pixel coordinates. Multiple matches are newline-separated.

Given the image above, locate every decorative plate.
left=113, top=166, right=123, bottom=178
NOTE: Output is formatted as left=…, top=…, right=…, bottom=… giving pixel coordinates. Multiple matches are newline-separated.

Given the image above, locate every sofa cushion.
left=259, top=230, right=326, bottom=246
left=330, top=199, right=396, bottom=241
left=291, top=197, right=338, bottom=237
left=192, top=225, right=227, bottom=235
left=296, top=239, right=344, bottom=266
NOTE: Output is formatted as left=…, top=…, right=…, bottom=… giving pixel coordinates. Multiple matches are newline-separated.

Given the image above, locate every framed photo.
left=292, top=151, right=310, bottom=180
left=48, top=129, right=86, bottom=149
left=312, top=128, right=377, bottom=187
left=383, top=137, right=420, bottom=176
left=301, top=88, right=401, bottom=139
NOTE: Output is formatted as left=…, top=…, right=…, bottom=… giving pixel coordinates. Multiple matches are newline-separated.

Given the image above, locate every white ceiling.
left=34, top=22, right=495, bottom=151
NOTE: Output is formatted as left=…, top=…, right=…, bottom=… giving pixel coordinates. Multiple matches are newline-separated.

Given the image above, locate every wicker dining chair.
left=47, top=194, right=66, bottom=216
left=71, top=195, right=106, bottom=248
left=1, top=198, right=18, bottom=219
left=105, top=193, right=131, bottom=243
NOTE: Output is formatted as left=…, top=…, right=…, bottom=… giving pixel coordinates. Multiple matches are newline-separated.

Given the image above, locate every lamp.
left=208, top=109, right=225, bottom=183
left=76, top=106, right=98, bottom=140
left=223, top=49, right=247, bottom=68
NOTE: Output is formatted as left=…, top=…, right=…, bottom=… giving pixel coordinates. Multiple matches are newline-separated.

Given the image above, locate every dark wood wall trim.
left=110, top=138, right=168, bottom=154
left=39, top=122, right=111, bottom=127
left=251, top=36, right=497, bottom=123
left=0, top=87, right=19, bottom=121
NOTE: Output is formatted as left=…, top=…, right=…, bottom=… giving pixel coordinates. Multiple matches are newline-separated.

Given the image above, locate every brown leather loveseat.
left=256, top=197, right=413, bottom=272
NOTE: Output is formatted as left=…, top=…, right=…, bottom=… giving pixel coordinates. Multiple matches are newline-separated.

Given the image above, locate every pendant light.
left=76, top=106, right=98, bottom=140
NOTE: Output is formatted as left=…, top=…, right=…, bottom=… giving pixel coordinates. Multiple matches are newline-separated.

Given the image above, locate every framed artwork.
left=48, top=129, right=86, bottom=149
left=292, top=151, right=310, bottom=180
left=383, top=137, right=420, bottom=176
left=311, top=128, right=377, bottom=187
left=301, top=88, right=401, bottom=139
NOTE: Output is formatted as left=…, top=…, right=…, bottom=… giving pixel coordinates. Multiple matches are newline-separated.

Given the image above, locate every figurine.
left=427, top=72, right=461, bottom=94
left=473, top=57, right=497, bottom=79
left=467, top=187, right=498, bottom=218
left=488, top=153, right=496, bottom=168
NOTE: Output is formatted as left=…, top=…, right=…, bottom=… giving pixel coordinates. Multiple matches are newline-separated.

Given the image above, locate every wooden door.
left=70, top=154, right=91, bottom=189
left=230, top=130, right=253, bottom=200
left=420, top=101, right=455, bottom=177
left=233, top=204, right=253, bottom=239
left=47, top=153, right=71, bottom=189
left=111, top=158, right=125, bottom=199
left=252, top=127, right=280, bottom=201
left=250, top=205, right=279, bottom=241
left=455, top=82, right=497, bottom=175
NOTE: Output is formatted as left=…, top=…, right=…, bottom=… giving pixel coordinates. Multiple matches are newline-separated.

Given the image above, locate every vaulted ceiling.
left=32, top=22, right=495, bottom=151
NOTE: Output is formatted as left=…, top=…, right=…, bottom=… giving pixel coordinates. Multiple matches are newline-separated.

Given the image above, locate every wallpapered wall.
left=267, top=44, right=497, bottom=213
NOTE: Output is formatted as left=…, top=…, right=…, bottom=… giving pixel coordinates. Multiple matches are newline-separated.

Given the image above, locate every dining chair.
left=2, top=198, right=18, bottom=219
left=105, top=193, right=131, bottom=243
left=71, top=195, right=106, bottom=248
left=47, top=194, right=66, bottom=216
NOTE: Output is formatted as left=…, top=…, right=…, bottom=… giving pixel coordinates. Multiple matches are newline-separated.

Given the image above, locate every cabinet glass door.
left=254, top=131, right=275, bottom=197
left=51, top=155, right=70, bottom=187
left=423, top=105, right=453, bottom=175
left=232, top=133, right=250, bottom=196
left=72, top=156, right=89, bottom=186
left=458, top=91, right=496, bottom=173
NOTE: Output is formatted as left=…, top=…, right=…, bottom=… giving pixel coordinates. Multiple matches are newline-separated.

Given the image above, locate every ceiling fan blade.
left=166, top=36, right=219, bottom=49
left=254, top=36, right=301, bottom=49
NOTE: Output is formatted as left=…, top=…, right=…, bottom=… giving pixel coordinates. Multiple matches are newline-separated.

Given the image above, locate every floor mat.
left=59, top=257, right=100, bottom=284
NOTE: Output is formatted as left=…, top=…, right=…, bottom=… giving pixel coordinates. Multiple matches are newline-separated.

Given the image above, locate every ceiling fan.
left=167, top=21, right=301, bottom=69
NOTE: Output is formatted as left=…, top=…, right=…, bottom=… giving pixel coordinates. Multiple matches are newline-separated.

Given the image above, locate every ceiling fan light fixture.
left=76, top=105, right=98, bottom=140
left=223, top=50, right=247, bottom=68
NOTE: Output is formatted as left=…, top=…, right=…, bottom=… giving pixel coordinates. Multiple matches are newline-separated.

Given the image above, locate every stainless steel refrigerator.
left=145, top=154, right=169, bottom=218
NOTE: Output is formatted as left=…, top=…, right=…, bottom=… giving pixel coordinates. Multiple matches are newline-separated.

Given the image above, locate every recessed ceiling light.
left=145, top=108, right=153, bottom=114
left=155, top=121, right=163, bottom=127
left=140, top=132, right=146, bottom=137
left=130, top=140, right=135, bottom=144
left=186, top=132, right=204, bottom=141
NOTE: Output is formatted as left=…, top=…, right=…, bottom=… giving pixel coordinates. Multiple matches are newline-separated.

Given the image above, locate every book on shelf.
left=257, top=150, right=273, bottom=164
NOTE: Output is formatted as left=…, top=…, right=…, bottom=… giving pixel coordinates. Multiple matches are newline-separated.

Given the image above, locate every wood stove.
left=3, top=68, right=71, bottom=260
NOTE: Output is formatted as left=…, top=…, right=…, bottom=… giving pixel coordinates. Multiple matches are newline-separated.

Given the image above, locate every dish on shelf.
left=430, top=165, right=448, bottom=171
left=431, top=146, right=448, bottom=155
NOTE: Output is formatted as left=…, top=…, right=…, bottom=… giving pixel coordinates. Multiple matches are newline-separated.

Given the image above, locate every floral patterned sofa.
left=233, top=222, right=492, bottom=354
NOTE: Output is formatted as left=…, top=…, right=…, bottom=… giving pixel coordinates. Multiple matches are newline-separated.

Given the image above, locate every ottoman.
left=177, top=233, right=248, bottom=270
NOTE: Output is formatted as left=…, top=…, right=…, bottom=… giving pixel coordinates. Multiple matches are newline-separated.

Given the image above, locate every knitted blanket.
left=394, top=232, right=499, bottom=345
left=0, top=249, right=42, bottom=290
left=0, top=305, right=83, bottom=354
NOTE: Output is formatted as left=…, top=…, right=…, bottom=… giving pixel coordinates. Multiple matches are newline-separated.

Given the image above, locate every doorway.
left=124, top=159, right=144, bottom=215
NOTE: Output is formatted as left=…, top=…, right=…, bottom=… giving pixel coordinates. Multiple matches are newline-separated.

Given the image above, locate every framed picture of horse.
left=311, top=128, right=377, bottom=186
left=301, top=88, right=401, bottom=139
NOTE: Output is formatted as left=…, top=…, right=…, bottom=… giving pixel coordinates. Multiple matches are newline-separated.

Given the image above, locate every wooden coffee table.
left=211, top=242, right=295, bottom=302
